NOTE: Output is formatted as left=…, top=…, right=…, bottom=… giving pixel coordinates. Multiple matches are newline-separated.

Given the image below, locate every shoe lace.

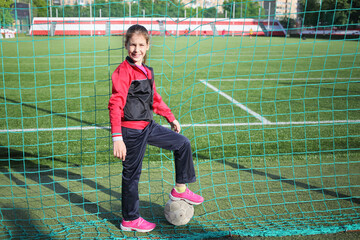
left=137, top=217, right=144, bottom=227
left=186, top=188, right=195, bottom=196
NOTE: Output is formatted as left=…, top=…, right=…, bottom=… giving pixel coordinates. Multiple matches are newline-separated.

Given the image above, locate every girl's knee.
left=179, top=136, right=191, bottom=150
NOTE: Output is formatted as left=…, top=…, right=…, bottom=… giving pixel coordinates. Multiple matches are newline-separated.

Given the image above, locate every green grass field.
left=0, top=35, right=359, bottom=239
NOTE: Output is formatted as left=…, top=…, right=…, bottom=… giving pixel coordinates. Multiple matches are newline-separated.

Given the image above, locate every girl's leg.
left=147, top=122, right=196, bottom=184
left=121, top=127, right=148, bottom=221
left=146, top=122, right=204, bottom=205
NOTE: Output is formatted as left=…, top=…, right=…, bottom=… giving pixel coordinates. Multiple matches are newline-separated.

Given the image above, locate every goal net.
left=1, top=0, right=359, bottom=238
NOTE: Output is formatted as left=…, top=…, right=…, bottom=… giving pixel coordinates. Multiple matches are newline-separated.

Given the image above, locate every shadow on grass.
left=0, top=147, right=164, bottom=238
left=217, top=159, right=360, bottom=205
left=0, top=205, right=53, bottom=239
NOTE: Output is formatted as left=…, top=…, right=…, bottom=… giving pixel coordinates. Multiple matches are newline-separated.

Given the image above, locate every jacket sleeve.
left=152, top=81, right=176, bottom=123
left=108, top=64, right=131, bottom=137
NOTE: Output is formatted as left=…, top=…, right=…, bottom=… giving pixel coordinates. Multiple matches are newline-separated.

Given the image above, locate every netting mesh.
left=1, top=0, right=360, bottom=239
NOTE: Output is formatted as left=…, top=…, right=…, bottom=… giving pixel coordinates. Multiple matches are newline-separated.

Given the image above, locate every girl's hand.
left=170, top=120, right=181, bottom=133
left=113, top=140, right=127, bottom=161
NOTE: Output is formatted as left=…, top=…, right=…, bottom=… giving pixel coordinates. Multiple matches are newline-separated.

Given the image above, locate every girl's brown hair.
left=125, top=24, right=150, bottom=64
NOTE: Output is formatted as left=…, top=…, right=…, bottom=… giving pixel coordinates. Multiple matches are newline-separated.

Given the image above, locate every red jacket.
left=108, top=57, right=175, bottom=140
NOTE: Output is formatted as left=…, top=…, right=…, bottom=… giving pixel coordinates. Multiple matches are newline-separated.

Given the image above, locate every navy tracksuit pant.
left=121, top=120, right=196, bottom=221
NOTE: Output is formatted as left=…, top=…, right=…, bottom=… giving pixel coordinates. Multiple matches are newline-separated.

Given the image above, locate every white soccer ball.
left=164, top=199, right=194, bottom=226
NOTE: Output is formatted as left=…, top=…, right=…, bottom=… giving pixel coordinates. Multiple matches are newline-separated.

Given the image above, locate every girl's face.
left=126, top=33, right=149, bottom=66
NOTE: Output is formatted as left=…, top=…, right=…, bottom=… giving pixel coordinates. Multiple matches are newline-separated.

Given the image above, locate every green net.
left=1, top=0, right=360, bottom=239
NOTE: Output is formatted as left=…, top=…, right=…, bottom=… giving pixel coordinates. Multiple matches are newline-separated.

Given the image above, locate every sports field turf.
left=0, top=35, right=359, bottom=238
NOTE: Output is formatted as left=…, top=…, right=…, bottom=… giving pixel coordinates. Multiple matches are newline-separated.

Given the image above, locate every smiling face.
left=126, top=33, right=149, bottom=66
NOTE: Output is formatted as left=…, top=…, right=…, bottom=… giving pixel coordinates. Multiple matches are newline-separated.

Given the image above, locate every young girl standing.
left=108, top=24, right=204, bottom=232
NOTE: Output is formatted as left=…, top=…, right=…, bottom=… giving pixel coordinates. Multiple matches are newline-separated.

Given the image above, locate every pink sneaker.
left=169, top=187, right=204, bottom=205
left=120, top=217, right=156, bottom=232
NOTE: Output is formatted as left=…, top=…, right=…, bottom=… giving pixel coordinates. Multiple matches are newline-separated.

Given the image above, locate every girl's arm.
left=113, top=140, right=127, bottom=161
left=108, top=64, right=131, bottom=140
left=108, top=64, right=131, bottom=160
left=170, top=119, right=181, bottom=133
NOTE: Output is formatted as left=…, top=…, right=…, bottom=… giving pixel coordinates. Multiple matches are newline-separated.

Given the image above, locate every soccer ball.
left=164, top=199, right=194, bottom=226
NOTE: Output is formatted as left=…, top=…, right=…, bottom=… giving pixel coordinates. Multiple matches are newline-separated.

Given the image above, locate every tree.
left=108, top=0, right=126, bottom=18
left=150, top=0, right=184, bottom=18
left=94, top=0, right=109, bottom=17
left=279, top=17, right=297, bottom=30
left=300, top=0, right=359, bottom=27
left=223, top=0, right=262, bottom=19
left=321, top=0, right=351, bottom=26
left=0, top=0, right=14, bottom=27
left=299, top=0, right=321, bottom=26
left=202, top=7, right=217, bottom=18
left=349, top=0, right=360, bottom=25
left=32, top=0, right=48, bottom=17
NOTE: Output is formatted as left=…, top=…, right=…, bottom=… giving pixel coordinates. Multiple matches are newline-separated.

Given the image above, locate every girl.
left=108, top=24, right=204, bottom=232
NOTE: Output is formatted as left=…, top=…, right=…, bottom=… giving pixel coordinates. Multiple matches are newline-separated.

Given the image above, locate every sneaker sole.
left=169, top=193, right=203, bottom=205
left=120, top=224, right=155, bottom=233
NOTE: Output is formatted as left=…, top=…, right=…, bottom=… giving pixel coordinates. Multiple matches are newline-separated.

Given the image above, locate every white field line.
left=200, top=80, right=272, bottom=124
left=1, top=120, right=360, bottom=133
left=3, top=52, right=328, bottom=59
